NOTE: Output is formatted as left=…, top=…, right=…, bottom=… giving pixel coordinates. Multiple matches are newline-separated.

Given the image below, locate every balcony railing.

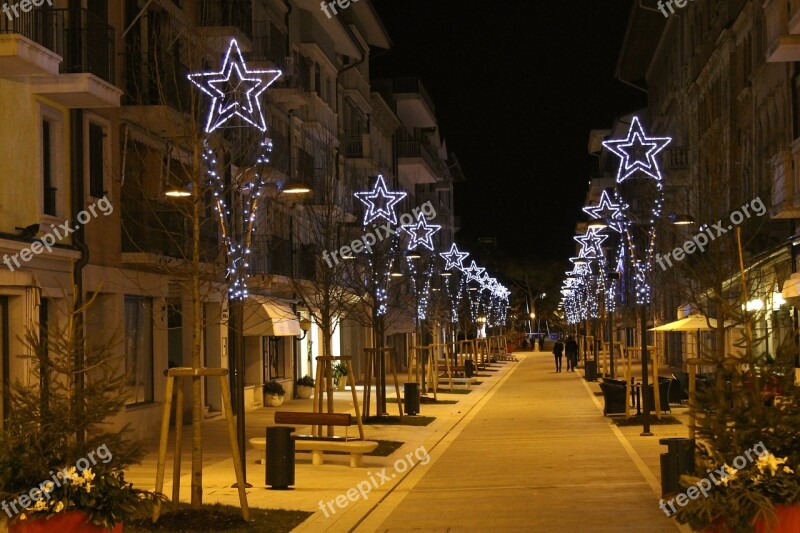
left=125, top=52, right=191, bottom=109
left=667, top=147, right=689, bottom=170
left=122, top=202, right=218, bottom=261
left=1, top=8, right=115, bottom=83
left=199, top=0, right=252, bottom=39
left=344, top=135, right=369, bottom=159
left=397, top=140, right=440, bottom=172
left=249, top=235, right=291, bottom=277
left=373, top=78, right=435, bottom=116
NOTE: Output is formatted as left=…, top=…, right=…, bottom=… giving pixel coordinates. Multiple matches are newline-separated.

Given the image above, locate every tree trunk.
left=322, top=323, right=334, bottom=436
left=191, top=177, right=203, bottom=509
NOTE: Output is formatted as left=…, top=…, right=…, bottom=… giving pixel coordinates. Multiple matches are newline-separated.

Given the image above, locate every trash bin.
left=465, top=359, right=475, bottom=378
left=584, top=360, right=597, bottom=381
left=404, top=382, right=420, bottom=416
left=659, top=437, right=695, bottom=497
left=266, top=426, right=295, bottom=489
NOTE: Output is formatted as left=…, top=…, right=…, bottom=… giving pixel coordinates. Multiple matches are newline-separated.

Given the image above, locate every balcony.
left=249, top=235, right=292, bottom=277
left=1, top=8, right=120, bottom=107
left=765, top=0, right=800, bottom=62
left=341, top=68, right=370, bottom=111
left=344, top=135, right=371, bottom=160
left=770, top=144, right=800, bottom=218
left=197, top=0, right=253, bottom=54
left=666, top=147, right=689, bottom=170
left=373, top=78, right=436, bottom=128
left=397, top=140, right=440, bottom=185
left=121, top=202, right=219, bottom=262
left=122, top=53, right=192, bottom=136
left=302, top=92, right=337, bottom=137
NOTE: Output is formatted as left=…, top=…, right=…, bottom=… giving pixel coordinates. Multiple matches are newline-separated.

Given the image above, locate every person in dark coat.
left=552, top=338, right=564, bottom=372
left=538, top=335, right=545, bottom=352
left=565, top=336, right=579, bottom=372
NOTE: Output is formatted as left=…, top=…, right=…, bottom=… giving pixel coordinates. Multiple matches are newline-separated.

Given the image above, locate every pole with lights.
left=602, top=116, right=671, bottom=436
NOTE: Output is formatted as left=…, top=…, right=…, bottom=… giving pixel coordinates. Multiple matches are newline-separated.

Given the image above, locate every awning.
left=243, top=296, right=301, bottom=337
left=649, top=315, right=726, bottom=332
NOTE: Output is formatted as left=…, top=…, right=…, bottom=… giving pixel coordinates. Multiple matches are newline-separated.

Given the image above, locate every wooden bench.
left=249, top=411, right=378, bottom=468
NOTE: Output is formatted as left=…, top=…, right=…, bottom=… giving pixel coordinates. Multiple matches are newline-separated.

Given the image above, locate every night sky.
left=371, top=0, right=647, bottom=264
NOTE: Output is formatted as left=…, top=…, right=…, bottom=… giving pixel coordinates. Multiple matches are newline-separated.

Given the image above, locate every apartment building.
left=605, top=0, right=798, bottom=368
left=0, top=0, right=463, bottom=438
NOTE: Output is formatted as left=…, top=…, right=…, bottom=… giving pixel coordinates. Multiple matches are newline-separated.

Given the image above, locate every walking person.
left=565, top=336, right=579, bottom=372
left=552, top=337, right=564, bottom=372
left=538, top=335, right=545, bottom=352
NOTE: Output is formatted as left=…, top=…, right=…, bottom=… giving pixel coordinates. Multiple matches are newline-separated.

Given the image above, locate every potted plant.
left=0, top=297, right=162, bottom=533
left=674, top=338, right=800, bottom=532
left=263, top=380, right=286, bottom=407
left=295, top=375, right=314, bottom=399
left=333, top=362, right=349, bottom=391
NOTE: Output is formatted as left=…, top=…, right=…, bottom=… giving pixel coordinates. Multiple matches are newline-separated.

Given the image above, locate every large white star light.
left=354, top=175, right=407, bottom=225
left=401, top=212, right=441, bottom=250
left=574, top=229, right=607, bottom=258
left=188, top=39, right=282, bottom=133
left=440, top=243, right=469, bottom=270
left=602, top=116, right=671, bottom=182
left=463, top=261, right=485, bottom=283
left=583, top=190, right=625, bottom=233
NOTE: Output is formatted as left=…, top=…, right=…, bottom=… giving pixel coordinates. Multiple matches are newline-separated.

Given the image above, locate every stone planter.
left=264, top=394, right=284, bottom=407
left=296, top=385, right=313, bottom=399
left=9, top=511, right=122, bottom=533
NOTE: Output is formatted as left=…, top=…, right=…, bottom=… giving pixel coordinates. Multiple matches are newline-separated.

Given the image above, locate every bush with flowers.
left=0, top=296, right=162, bottom=530
left=674, top=337, right=800, bottom=532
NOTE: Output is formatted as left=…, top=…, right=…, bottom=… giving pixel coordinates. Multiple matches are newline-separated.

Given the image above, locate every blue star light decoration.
left=188, top=39, right=282, bottom=133
left=440, top=244, right=469, bottom=271
left=463, top=261, right=485, bottom=283
left=602, top=116, right=671, bottom=182
left=583, top=190, right=625, bottom=233
left=401, top=212, right=441, bottom=250
left=354, top=175, right=407, bottom=225
left=575, top=229, right=607, bottom=258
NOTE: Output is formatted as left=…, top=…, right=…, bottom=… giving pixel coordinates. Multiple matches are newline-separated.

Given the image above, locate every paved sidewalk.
left=126, top=349, right=694, bottom=532
left=355, top=350, right=686, bottom=532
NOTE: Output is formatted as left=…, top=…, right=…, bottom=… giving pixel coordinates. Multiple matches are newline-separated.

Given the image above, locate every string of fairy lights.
left=354, top=176, right=510, bottom=329
left=188, top=39, right=510, bottom=328
left=560, top=116, right=671, bottom=324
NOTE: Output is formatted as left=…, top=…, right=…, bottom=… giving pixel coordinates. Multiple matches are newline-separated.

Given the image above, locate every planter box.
left=264, top=393, right=284, bottom=407
left=9, top=511, right=121, bottom=533
left=707, top=504, right=800, bottom=533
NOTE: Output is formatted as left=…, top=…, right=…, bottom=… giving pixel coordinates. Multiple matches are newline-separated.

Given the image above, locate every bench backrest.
left=274, top=411, right=352, bottom=427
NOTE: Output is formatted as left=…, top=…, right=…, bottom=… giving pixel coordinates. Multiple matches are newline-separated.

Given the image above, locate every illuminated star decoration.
left=188, top=39, right=282, bottom=133
left=440, top=243, right=469, bottom=270
left=401, top=212, right=441, bottom=250
left=354, top=175, right=407, bottom=225
left=602, top=116, right=671, bottom=182
left=462, top=261, right=485, bottom=283
left=574, top=229, right=607, bottom=258
left=583, top=190, right=625, bottom=233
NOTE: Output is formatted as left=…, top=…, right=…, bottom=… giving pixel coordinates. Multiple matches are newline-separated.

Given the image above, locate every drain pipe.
left=69, top=0, right=88, bottom=445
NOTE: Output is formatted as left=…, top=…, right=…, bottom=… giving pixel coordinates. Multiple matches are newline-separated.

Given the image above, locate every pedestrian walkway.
left=127, top=349, right=692, bottom=532
left=354, top=351, right=682, bottom=532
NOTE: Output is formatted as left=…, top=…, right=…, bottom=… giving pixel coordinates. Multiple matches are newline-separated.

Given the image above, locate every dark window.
left=314, top=63, right=321, bottom=95
left=125, top=296, right=154, bottom=405
left=42, top=120, right=56, bottom=216
left=89, top=123, right=105, bottom=198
